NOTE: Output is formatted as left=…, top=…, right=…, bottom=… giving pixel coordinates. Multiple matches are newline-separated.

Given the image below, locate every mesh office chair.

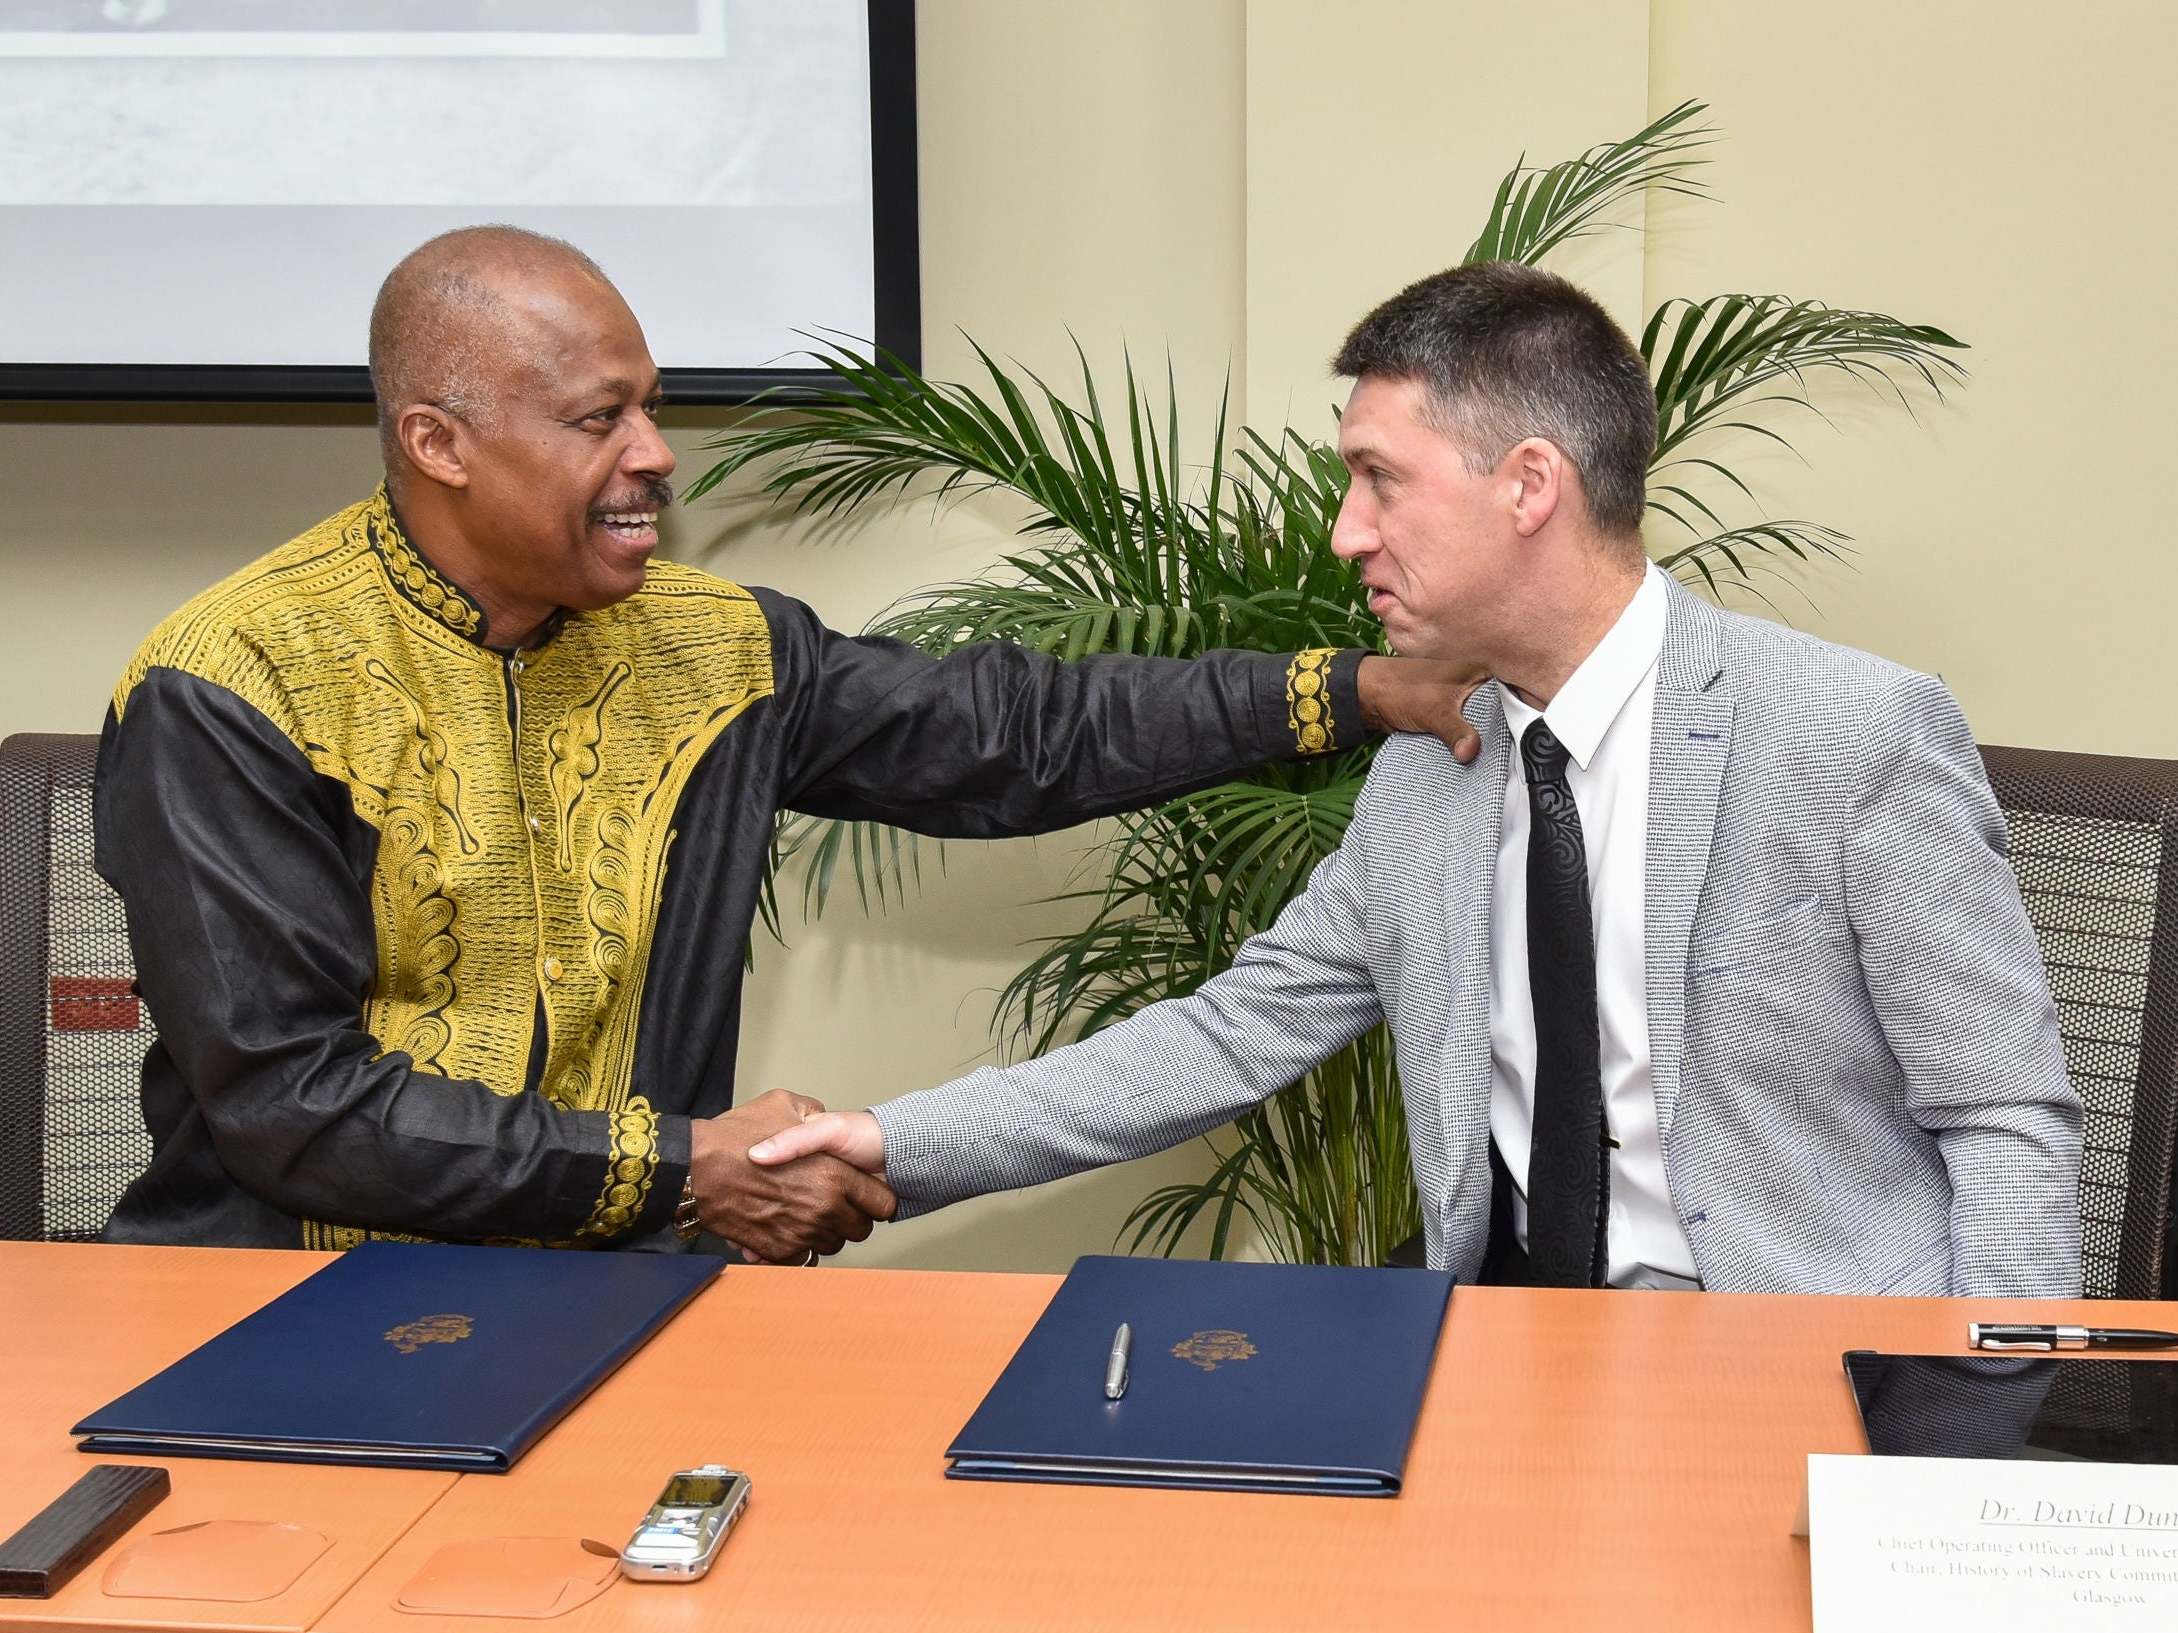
left=0, top=732, right=154, bottom=1240
left=1981, top=745, right=2178, bottom=1300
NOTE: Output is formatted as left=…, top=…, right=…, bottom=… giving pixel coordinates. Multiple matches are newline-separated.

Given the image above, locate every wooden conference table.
left=1, top=1242, right=2163, bottom=1632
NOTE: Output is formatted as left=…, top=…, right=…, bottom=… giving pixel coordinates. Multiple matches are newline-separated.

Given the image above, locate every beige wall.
left=2, top=1, right=2170, bottom=1268
left=1244, top=0, right=1651, bottom=439
left=727, top=0, right=1259, bottom=1271
left=1646, top=0, right=2178, bottom=756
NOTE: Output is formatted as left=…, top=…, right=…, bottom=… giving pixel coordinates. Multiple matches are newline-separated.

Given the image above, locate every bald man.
left=93, top=225, right=1481, bottom=1259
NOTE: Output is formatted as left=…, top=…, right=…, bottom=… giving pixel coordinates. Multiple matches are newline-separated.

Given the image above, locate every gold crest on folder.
left=1171, top=1329, right=1257, bottom=1372
left=384, top=1313, right=475, bottom=1354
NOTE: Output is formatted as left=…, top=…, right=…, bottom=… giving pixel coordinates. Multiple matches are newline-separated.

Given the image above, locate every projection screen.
left=0, top=0, right=918, bottom=402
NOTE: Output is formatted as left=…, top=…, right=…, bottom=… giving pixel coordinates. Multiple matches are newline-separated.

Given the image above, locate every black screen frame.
left=0, top=0, right=919, bottom=406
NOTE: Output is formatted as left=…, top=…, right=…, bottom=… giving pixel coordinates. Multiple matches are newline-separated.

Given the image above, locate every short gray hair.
left=1331, top=261, right=1656, bottom=540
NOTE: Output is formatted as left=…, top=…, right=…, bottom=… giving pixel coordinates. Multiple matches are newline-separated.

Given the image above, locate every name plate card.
left=1810, top=1453, right=2178, bottom=1628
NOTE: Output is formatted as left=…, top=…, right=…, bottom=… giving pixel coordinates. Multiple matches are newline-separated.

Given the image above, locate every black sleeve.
left=757, top=589, right=1366, bottom=836
left=94, top=668, right=688, bottom=1243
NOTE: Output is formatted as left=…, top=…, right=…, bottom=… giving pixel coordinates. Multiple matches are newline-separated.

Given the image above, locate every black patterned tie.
left=1519, top=718, right=1609, bottom=1288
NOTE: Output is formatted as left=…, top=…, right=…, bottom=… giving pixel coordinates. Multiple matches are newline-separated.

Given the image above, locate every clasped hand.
left=689, top=1089, right=894, bottom=1263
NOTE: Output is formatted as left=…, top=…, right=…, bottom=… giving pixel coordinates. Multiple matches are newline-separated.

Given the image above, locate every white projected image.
left=0, top=1, right=849, bottom=208
left=0, top=0, right=882, bottom=376
left=6, top=1, right=722, bottom=55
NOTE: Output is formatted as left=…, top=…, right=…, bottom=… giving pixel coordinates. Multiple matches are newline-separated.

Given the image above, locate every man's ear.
left=396, top=404, right=470, bottom=491
left=1506, top=437, right=1565, bottom=539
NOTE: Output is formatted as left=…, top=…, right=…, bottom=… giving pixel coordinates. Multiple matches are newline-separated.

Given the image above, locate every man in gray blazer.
left=754, top=262, right=2082, bottom=1297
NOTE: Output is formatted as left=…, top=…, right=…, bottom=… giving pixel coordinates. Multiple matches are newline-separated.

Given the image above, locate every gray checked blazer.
left=875, top=579, right=2084, bottom=1296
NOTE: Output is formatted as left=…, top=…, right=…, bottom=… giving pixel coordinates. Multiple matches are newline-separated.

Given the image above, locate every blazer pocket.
left=1689, top=892, right=1841, bottom=978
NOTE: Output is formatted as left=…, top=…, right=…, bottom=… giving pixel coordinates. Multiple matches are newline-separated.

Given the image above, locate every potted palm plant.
left=691, top=100, right=1965, bottom=1265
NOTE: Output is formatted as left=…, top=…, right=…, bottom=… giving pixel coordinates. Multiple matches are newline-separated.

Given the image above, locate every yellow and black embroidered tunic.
left=93, top=491, right=1365, bottom=1249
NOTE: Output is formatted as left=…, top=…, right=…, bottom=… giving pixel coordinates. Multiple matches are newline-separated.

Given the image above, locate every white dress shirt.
left=1489, top=562, right=1699, bottom=1289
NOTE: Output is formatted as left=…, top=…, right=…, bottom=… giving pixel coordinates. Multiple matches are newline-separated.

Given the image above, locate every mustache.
left=590, top=477, right=675, bottom=518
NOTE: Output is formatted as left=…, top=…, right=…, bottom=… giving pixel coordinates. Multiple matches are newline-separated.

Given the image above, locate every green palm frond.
left=749, top=829, right=784, bottom=966
left=1107, top=775, right=1361, bottom=948
left=1644, top=293, right=1967, bottom=465
left=997, top=910, right=1213, bottom=1057
left=1123, top=1142, right=1264, bottom=1260
left=1122, top=1030, right=1416, bottom=1265
left=694, top=337, right=1384, bottom=655
left=713, top=338, right=1383, bottom=927
left=1655, top=520, right=1854, bottom=599
left=688, top=334, right=1222, bottom=584
left=1639, top=295, right=1960, bottom=603
left=1232, top=427, right=1348, bottom=551
left=991, top=766, right=1364, bottom=1063
left=771, top=810, right=934, bottom=922
left=864, top=554, right=1375, bottom=660
left=1464, top=98, right=1714, bottom=266
left=870, top=584, right=1209, bottom=660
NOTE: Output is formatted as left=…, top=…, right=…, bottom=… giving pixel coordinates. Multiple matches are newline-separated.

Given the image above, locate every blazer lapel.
left=1645, top=581, right=1733, bottom=1141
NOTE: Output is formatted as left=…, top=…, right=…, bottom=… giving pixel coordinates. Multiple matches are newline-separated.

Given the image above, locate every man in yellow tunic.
left=94, top=227, right=1478, bottom=1259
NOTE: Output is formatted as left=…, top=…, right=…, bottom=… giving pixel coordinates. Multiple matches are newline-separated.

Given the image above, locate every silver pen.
left=1969, top=1322, right=2178, bottom=1352
left=1104, top=1322, right=1132, bottom=1400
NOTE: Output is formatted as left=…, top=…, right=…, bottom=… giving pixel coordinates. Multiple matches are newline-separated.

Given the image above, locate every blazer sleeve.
left=756, top=587, right=1365, bottom=837
left=872, top=812, right=1386, bottom=1215
left=1842, top=670, right=2083, bottom=1298
left=95, top=668, right=689, bottom=1243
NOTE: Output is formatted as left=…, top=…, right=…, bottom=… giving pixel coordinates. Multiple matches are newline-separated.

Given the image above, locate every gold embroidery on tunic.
left=117, top=491, right=776, bottom=1247
left=371, top=801, right=460, bottom=1072
left=363, top=655, right=483, bottom=856
left=574, top=1096, right=662, bottom=1241
left=548, top=807, right=636, bottom=1117
left=305, top=1219, right=435, bottom=1251
left=368, top=501, right=484, bottom=638
left=546, top=661, right=631, bottom=874
left=1284, top=648, right=1337, bottom=755
left=587, top=808, right=634, bottom=986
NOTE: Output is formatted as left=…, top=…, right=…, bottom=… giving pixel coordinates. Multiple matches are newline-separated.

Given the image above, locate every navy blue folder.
left=73, top=1241, right=721, bottom=1473
left=947, top=1255, right=1454, bottom=1497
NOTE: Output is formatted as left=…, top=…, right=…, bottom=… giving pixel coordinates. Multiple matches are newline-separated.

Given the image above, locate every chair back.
left=1981, top=744, right=2178, bottom=1300
left=0, top=732, right=153, bottom=1240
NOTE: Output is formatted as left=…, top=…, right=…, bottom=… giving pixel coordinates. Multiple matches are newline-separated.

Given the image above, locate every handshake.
left=676, top=659, right=1497, bottom=1264
left=686, top=1089, right=890, bottom=1263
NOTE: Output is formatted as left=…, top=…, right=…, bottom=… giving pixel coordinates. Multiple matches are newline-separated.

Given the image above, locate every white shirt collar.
left=1499, top=562, right=1668, bottom=772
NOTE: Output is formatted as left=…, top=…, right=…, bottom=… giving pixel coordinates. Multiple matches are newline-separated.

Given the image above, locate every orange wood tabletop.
left=0, top=1244, right=452, bottom=1633
left=312, top=1262, right=2171, bottom=1633
left=5, top=1243, right=2167, bottom=1633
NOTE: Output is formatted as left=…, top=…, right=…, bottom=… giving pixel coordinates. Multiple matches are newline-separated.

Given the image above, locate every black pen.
left=1969, top=1322, right=2178, bottom=1352
left=1104, top=1322, right=1132, bottom=1400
